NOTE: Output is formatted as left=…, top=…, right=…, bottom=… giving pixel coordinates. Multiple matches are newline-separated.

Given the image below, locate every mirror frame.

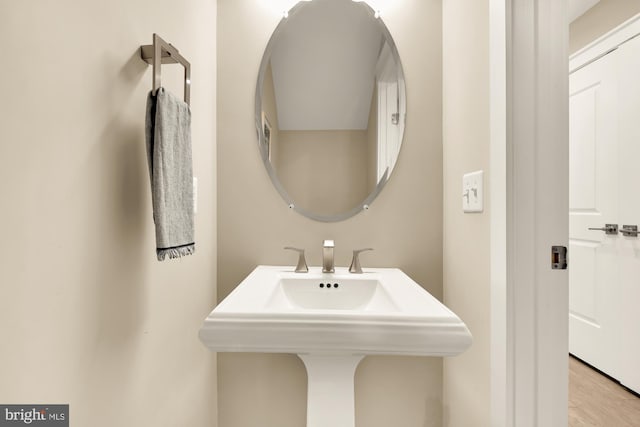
left=255, top=0, right=406, bottom=222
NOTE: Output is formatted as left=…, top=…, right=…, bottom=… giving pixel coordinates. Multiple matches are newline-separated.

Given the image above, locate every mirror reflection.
left=257, top=0, right=406, bottom=221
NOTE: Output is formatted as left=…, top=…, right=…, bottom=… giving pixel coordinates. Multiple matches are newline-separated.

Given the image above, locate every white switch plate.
left=462, top=170, right=483, bottom=213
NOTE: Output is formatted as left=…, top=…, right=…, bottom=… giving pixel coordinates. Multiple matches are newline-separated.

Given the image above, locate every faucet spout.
left=322, top=240, right=335, bottom=273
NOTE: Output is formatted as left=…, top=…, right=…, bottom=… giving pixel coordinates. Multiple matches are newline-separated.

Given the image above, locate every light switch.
left=462, top=170, right=483, bottom=213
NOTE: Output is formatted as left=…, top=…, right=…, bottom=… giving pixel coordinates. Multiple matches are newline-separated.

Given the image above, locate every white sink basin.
left=268, top=275, right=399, bottom=311
left=199, top=265, right=472, bottom=356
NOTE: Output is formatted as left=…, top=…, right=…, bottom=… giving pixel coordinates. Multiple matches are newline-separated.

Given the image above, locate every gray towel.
left=145, top=87, right=195, bottom=261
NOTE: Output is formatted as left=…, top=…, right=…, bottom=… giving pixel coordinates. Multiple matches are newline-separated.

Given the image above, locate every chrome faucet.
left=349, top=248, right=373, bottom=274
left=322, top=240, right=335, bottom=273
left=284, top=247, right=308, bottom=273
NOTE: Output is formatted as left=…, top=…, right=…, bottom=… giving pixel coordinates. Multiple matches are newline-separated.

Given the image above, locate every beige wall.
left=217, top=0, right=443, bottom=426
left=0, top=1, right=217, bottom=426
left=570, top=0, right=640, bottom=53
left=277, top=130, right=369, bottom=216
left=442, top=1, right=491, bottom=426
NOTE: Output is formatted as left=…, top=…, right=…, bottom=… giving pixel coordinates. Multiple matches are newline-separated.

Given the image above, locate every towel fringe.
left=157, top=244, right=195, bottom=261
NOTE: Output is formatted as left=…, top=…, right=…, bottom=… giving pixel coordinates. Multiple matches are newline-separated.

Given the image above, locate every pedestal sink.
left=199, top=266, right=472, bottom=427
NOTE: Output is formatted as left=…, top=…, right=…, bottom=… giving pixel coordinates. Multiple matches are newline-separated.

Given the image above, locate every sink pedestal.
left=298, top=354, right=365, bottom=427
left=200, top=266, right=473, bottom=425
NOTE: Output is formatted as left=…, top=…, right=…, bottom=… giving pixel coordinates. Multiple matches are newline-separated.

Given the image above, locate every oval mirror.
left=256, top=0, right=406, bottom=222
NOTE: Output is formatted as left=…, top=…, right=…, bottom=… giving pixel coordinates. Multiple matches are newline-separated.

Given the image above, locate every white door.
left=569, top=49, right=622, bottom=380
left=570, top=34, right=640, bottom=394
left=613, top=35, right=640, bottom=393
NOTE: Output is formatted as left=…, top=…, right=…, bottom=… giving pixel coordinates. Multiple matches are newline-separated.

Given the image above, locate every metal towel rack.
left=140, top=33, right=191, bottom=105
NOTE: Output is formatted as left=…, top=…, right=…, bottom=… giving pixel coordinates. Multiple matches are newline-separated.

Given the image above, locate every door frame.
left=491, top=1, right=570, bottom=425
left=569, top=14, right=640, bottom=73
left=493, top=8, right=640, bottom=425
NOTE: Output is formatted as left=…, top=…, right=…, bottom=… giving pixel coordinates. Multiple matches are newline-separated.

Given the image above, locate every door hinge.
left=551, top=246, right=567, bottom=270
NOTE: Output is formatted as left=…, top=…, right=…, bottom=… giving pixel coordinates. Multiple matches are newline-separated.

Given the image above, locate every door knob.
left=588, top=224, right=618, bottom=235
left=620, top=225, right=639, bottom=237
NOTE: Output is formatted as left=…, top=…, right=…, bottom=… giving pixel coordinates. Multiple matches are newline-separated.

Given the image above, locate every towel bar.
left=140, top=33, right=191, bottom=106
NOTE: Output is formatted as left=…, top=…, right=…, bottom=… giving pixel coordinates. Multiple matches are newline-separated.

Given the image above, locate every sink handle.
left=284, top=247, right=309, bottom=273
left=349, top=248, right=373, bottom=274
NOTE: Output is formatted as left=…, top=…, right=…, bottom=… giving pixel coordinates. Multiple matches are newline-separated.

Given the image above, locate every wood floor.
left=569, top=355, right=640, bottom=426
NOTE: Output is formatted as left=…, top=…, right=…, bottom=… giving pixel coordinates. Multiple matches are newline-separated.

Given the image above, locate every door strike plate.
left=551, top=246, right=567, bottom=270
